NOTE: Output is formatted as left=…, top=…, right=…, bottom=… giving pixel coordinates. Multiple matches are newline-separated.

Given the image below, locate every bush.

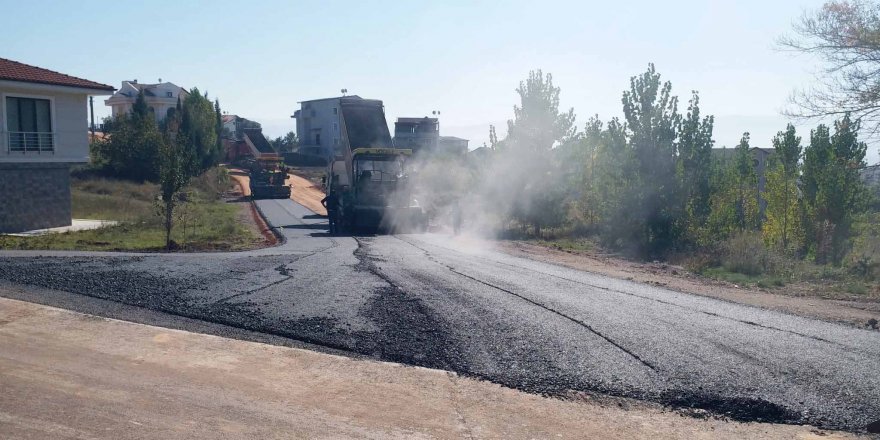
left=720, top=231, right=796, bottom=277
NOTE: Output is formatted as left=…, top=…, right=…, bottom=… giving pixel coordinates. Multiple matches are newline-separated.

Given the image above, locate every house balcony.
left=7, top=131, right=55, bottom=154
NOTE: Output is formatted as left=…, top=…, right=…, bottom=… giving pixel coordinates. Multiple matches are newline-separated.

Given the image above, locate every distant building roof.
left=440, top=136, right=468, bottom=142
left=298, top=95, right=362, bottom=104
left=0, top=57, right=114, bottom=91
left=469, top=146, right=492, bottom=158
left=397, top=117, right=438, bottom=124
left=112, top=81, right=187, bottom=98
left=221, top=114, right=237, bottom=123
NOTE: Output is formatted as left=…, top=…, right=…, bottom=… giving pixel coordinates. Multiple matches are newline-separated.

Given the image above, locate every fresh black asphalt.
left=0, top=198, right=878, bottom=432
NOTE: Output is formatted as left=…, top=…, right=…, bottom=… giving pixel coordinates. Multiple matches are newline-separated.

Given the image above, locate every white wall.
left=0, top=84, right=92, bottom=163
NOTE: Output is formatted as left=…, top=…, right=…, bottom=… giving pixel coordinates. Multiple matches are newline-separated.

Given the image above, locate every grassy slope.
left=0, top=169, right=264, bottom=252
left=516, top=234, right=879, bottom=302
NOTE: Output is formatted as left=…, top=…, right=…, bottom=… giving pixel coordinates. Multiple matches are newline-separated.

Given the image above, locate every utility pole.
left=89, top=96, right=95, bottom=137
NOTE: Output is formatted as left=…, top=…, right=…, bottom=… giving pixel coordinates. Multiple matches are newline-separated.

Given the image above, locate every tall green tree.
left=707, top=134, right=760, bottom=240
left=732, top=133, right=760, bottom=231
left=180, top=88, right=221, bottom=172
left=801, top=115, right=868, bottom=263
left=573, top=117, right=604, bottom=228
left=594, top=117, right=638, bottom=246
left=618, top=63, right=681, bottom=257
left=214, top=99, right=223, bottom=157
left=677, top=91, right=715, bottom=236
left=156, top=106, right=194, bottom=250
left=762, top=124, right=803, bottom=251
left=495, top=69, right=576, bottom=236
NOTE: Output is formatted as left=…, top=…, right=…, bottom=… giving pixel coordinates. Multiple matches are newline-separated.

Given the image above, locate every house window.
left=333, top=123, right=338, bottom=132
left=5, top=96, right=53, bottom=153
left=166, top=91, right=173, bottom=98
left=333, top=107, right=337, bottom=115
left=316, top=133, right=321, bottom=145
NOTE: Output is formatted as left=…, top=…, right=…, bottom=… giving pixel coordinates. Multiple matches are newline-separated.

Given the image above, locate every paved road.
left=1, top=198, right=878, bottom=432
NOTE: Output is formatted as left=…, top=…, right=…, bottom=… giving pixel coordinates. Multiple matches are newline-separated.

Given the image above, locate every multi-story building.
left=292, top=96, right=363, bottom=158
left=393, top=117, right=439, bottom=152
left=393, top=117, right=468, bottom=155
left=104, top=80, right=188, bottom=123
left=0, top=57, right=114, bottom=232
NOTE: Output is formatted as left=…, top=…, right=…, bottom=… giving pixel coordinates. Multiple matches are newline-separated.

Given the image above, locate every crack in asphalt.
left=213, top=239, right=339, bottom=304
left=389, top=236, right=876, bottom=429
left=393, top=236, right=658, bottom=372
left=398, top=236, right=845, bottom=348
left=445, top=265, right=659, bottom=372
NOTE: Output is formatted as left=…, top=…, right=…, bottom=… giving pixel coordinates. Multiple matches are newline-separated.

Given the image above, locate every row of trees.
left=90, top=88, right=224, bottom=248
left=268, top=131, right=298, bottom=153
left=482, top=65, right=869, bottom=265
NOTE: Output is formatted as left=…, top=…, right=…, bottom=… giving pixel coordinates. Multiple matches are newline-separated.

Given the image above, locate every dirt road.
left=0, top=296, right=859, bottom=439
left=286, top=173, right=326, bottom=216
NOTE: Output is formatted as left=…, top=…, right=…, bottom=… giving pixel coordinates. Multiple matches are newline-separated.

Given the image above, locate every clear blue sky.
left=5, top=0, right=861, bottom=158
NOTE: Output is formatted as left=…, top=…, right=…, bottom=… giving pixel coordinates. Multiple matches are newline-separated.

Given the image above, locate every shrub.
left=722, top=232, right=773, bottom=275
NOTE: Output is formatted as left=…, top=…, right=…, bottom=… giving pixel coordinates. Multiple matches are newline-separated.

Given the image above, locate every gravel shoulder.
left=0, top=296, right=861, bottom=440
left=499, top=241, right=880, bottom=329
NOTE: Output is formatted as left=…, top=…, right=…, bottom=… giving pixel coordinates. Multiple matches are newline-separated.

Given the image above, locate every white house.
left=104, top=80, right=187, bottom=123
left=0, top=57, right=114, bottom=232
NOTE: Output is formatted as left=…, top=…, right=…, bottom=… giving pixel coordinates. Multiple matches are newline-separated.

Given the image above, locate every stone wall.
left=0, top=163, right=71, bottom=233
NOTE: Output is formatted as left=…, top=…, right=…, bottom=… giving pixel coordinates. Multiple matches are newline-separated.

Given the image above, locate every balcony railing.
left=7, top=131, right=54, bottom=154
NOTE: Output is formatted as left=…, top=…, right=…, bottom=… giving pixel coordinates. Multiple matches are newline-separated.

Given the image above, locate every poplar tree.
left=498, top=70, right=576, bottom=236
left=677, top=91, right=715, bottom=235
left=802, top=115, right=868, bottom=263
left=762, top=124, right=803, bottom=251
left=620, top=64, right=681, bottom=257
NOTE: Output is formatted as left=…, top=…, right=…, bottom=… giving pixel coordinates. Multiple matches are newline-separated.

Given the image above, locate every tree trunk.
left=165, top=199, right=174, bottom=250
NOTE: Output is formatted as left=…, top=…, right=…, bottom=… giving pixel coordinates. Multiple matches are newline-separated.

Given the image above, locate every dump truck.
left=325, top=98, right=427, bottom=233
left=248, top=158, right=291, bottom=199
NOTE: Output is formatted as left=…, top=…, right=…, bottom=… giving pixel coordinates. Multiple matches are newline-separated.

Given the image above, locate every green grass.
left=0, top=168, right=263, bottom=252
left=71, top=178, right=157, bottom=221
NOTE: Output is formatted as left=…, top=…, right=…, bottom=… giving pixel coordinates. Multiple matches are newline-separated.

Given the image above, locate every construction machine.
left=248, top=158, right=291, bottom=199
left=325, top=98, right=427, bottom=233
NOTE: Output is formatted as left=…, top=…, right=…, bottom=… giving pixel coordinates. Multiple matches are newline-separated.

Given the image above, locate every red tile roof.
left=0, top=57, right=114, bottom=91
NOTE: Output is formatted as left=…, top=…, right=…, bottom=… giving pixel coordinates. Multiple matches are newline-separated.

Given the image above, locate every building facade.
left=292, top=96, right=356, bottom=159
left=0, top=57, right=114, bottom=232
left=393, top=117, right=468, bottom=155
left=393, top=117, right=439, bottom=152
left=104, top=80, right=187, bottom=123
